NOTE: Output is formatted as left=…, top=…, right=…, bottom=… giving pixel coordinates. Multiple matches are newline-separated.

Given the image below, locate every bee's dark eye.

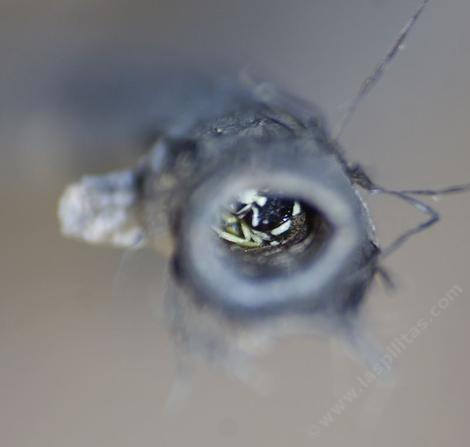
left=246, top=196, right=296, bottom=231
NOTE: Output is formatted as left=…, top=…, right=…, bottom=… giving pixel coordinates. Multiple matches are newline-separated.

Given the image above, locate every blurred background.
left=1, top=0, right=469, bottom=446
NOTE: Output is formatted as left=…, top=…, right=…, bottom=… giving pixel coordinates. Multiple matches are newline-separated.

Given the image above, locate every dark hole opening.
left=213, top=189, right=333, bottom=279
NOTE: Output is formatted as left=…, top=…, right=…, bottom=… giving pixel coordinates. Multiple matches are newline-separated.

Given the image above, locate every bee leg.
left=212, top=227, right=260, bottom=249
left=347, top=163, right=460, bottom=259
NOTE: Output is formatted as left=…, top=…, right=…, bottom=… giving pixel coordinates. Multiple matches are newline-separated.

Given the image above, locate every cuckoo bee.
left=214, top=189, right=308, bottom=249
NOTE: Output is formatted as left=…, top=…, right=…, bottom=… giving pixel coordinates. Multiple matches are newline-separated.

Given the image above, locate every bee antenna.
left=333, top=0, right=431, bottom=141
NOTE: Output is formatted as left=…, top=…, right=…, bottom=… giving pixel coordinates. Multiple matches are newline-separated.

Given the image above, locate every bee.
left=58, top=0, right=469, bottom=370
left=214, top=189, right=306, bottom=248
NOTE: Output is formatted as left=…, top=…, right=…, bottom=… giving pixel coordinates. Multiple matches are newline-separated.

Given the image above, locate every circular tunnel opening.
left=211, top=187, right=333, bottom=280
